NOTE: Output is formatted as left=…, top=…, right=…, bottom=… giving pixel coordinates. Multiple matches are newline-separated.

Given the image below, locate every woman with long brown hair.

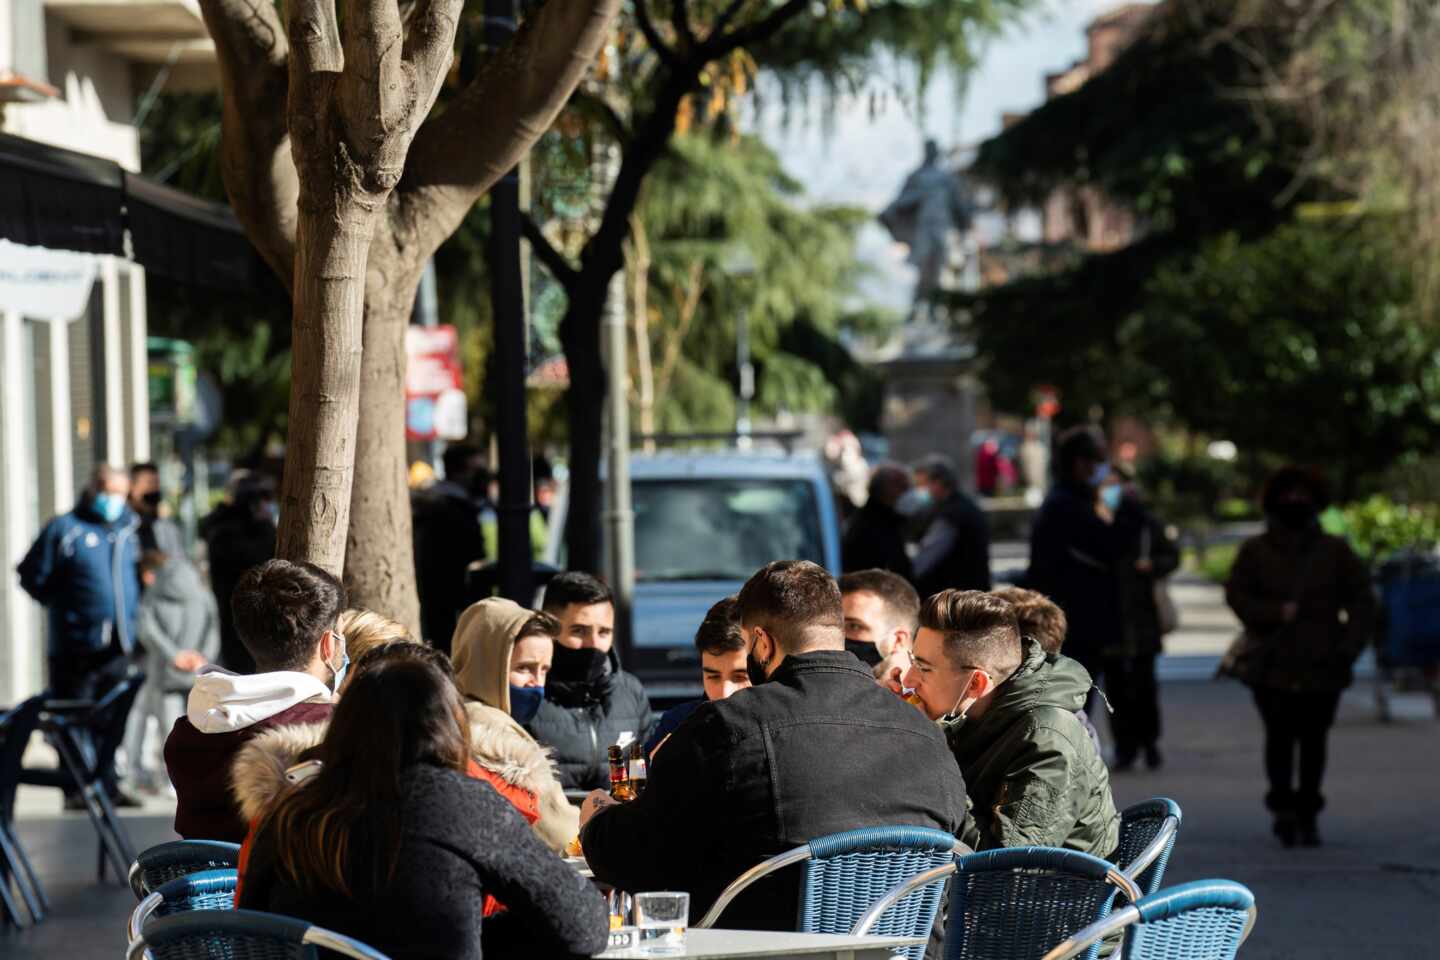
left=237, top=654, right=607, bottom=960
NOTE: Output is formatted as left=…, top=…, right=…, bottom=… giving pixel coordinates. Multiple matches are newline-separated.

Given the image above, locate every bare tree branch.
left=402, top=0, right=621, bottom=254
left=634, top=0, right=679, bottom=69
left=672, top=0, right=696, bottom=51
left=401, top=0, right=464, bottom=127
left=336, top=0, right=409, bottom=190
left=522, top=213, right=581, bottom=291
left=195, top=0, right=299, bottom=288
left=706, top=0, right=807, bottom=56
left=708, top=0, right=749, bottom=40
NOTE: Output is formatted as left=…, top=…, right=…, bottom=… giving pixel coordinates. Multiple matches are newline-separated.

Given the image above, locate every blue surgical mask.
left=896, top=487, right=933, bottom=516
left=509, top=684, right=545, bottom=724
left=1100, top=485, right=1123, bottom=511
left=1089, top=463, right=1111, bottom=488
left=93, top=493, right=126, bottom=524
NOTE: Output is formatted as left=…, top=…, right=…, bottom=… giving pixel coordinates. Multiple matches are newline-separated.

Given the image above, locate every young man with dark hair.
left=642, top=596, right=749, bottom=757
left=839, top=569, right=920, bottom=672
left=911, top=453, right=992, bottom=597
left=841, top=463, right=915, bottom=580
left=903, top=589, right=1118, bottom=857
left=527, top=572, right=653, bottom=790
left=580, top=561, right=966, bottom=932
left=990, top=586, right=1068, bottom=655
left=163, top=559, right=346, bottom=841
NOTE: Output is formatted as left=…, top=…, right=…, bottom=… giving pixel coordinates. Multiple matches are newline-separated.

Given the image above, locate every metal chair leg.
left=3, top=820, right=48, bottom=915
left=0, top=841, right=25, bottom=929
left=0, top=821, right=44, bottom=923
left=52, top=727, right=130, bottom=884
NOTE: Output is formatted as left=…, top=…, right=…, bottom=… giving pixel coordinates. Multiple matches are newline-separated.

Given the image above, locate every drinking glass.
left=633, top=891, right=689, bottom=955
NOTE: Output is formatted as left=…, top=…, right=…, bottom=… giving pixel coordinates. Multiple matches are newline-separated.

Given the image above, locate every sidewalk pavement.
left=4, top=677, right=1436, bottom=958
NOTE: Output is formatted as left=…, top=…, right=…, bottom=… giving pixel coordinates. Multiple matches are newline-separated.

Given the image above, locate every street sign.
left=405, top=324, right=467, bottom=441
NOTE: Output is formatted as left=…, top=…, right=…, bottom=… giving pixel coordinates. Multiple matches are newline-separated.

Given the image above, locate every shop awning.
left=0, top=132, right=274, bottom=295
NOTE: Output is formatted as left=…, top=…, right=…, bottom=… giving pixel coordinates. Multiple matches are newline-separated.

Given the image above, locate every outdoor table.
left=596, top=929, right=923, bottom=960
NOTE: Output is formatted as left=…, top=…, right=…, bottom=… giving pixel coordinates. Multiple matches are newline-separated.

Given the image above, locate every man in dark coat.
left=912, top=454, right=992, bottom=597
left=18, top=463, right=142, bottom=805
left=526, top=573, right=653, bottom=790
left=580, top=561, right=967, bottom=932
left=1025, top=428, right=1119, bottom=680
left=842, top=463, right=915, bottom=582
left=200, top=471, right=277, bottom=674
left=412, top=444, right=489, bottom=653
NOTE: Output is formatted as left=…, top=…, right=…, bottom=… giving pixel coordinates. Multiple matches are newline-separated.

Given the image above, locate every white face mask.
left=937, top=669, right=986, bottom=730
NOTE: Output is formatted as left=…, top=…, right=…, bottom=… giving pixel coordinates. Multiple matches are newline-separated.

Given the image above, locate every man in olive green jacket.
left=902, top=590, right=1120, bottom=858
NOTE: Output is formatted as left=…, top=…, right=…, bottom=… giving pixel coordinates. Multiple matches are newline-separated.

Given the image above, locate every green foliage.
left=635, top=132, right=892, bottom=432
left=1342, top=495, right=1440, bottom=563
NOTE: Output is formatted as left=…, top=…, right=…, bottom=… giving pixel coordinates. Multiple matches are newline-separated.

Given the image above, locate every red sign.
left=405, top=325, right=467, bottom=441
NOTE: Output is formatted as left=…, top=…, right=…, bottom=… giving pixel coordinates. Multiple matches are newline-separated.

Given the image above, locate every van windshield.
left=631, top=478, right=824, bottom=582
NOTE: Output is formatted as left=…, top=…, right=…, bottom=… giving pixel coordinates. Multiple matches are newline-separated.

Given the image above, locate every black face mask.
left=1273, top=501, right=1317, bottom=530
left=746, top=649, right=772, bottom=687
left=549, top=645, right=609, bottom=685
left=845, top=639, right=884, bottom=668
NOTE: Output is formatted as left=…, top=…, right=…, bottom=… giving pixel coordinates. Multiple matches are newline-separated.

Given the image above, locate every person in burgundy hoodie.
left=163, top=559, right=345, bottom=842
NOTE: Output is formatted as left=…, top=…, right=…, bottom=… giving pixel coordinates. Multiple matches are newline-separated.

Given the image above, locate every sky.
left=748, top=0, right=1131, bottom=312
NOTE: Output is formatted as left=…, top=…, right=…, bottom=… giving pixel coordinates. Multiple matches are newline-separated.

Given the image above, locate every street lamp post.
left=723, top=246, right=758, bottom=447
left=485, top=0, right=534, bottom=605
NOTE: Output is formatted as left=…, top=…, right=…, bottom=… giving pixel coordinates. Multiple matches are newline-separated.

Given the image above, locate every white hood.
left=185, top=665, right=333, bottom=734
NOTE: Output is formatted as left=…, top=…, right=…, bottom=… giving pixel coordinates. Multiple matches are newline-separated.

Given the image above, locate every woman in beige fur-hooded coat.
left=229, top=600, right=577, bottom=853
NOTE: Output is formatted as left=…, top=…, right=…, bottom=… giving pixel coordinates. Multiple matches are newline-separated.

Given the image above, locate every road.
left=6, top=561, right=1435, bottom=957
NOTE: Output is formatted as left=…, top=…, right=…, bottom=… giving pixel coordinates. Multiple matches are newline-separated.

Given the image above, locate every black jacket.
left=526, top=651, right=653, bottom=791
left=581, top=651, right=968, bottom=932
left=913, top=492, right=992, bottom=597
left=1026, top=483, right=1120, bottom=667
left=1109, top=498, right=1181, bottom=659
left=842, top=501, right=915, bottom=582
left=412, top=481, right=487, bottom=652
left=200, top=501, right=276, bottom=673
left=238, top=764, right=608, bottom=960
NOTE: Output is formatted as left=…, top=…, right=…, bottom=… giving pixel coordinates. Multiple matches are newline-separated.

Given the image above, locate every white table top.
left=596, top=929, right=923, bottom=960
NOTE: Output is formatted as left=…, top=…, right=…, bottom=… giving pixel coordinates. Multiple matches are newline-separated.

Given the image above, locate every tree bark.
left=344, top=214, right=426, bottom=632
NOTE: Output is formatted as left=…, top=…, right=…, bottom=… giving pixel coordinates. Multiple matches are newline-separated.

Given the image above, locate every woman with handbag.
left=1100, top=466, right=1181, bottom=771
left=1224, top=466, right=1375, bottom=848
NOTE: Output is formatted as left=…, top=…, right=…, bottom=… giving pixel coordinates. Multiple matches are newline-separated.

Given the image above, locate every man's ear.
left=894, top=628, right=912, bottom=652
left=319, top=629, right=337, bottom=662
left=970, top=668, right=995, bottom=700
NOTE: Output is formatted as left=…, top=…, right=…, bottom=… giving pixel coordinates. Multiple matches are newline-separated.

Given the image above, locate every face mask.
left=746, top=633, right=773, bottom=686
left=93, top=493, right=126, bottom=524
left=936, top=670, right=983, bottom=732
left=264, top=501, right=280, bottom=525
left=1088, top=463, right=1111, bottom=488
left=549, top=645, right=609, bottom=685
left=1100, top=485, right=1123, bottom=512
left=328, top=634, right=350, bottom=694
left=895, top=487, right=933, bottom=517
left=509, top=684, right=545, bottom=724
left=845, top=639, right=884, bottom=668
left=1273, top=501, right=1316, bottom=530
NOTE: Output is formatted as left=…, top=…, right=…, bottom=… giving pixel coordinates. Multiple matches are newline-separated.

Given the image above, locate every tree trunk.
left=275, top=209, right=374, bottom=574
left=344, top=237, right=425, bottom=631
left=628, top=218, right=656, bottom=452
left=561, top=282, right=608, bottom=574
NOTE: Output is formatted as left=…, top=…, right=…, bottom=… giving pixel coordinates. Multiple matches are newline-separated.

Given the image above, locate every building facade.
left=0, top=0, right=214, bottom=703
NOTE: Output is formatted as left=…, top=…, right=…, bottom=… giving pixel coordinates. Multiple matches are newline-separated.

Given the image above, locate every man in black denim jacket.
left=580, top=560, right=967, bottom=932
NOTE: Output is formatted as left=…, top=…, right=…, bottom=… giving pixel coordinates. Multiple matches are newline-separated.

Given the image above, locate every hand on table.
left=579, top=789, right=617, bottom=828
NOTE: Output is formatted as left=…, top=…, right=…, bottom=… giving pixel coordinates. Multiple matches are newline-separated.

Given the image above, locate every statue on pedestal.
left=879, top=140, right=974, bottom=322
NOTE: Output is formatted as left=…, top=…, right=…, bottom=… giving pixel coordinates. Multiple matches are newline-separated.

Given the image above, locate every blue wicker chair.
left=129, top=840, right=242, bottom=899
left=1114, top=799, right=1182, bottom=896
left=127, top=868, right=238, bottom=943
left=696, top=826, right=966, bottom=960
left=1040, top=879, right=1256, bottom=960
left=854, top=847, right=1143, bottom=960
left=126, top=909, right=391, bottom=960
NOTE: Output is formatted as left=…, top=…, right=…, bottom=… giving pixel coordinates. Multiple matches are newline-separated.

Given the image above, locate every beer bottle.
left=608, top=745, right=636, bottom=801
left=627, top=742, right=648, bottom=798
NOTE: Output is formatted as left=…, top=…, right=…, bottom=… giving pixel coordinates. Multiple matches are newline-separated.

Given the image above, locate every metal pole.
left=412, top=259, right=441, bottom=470
left=603, top=271, right=635, bottom=664
left=486, top=0, right=534, bottom=605
left=735, top=305, right=753, bottom=448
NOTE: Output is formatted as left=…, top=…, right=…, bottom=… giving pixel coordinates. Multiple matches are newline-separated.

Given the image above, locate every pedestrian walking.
left=200, top=470, right=277, bottom=674
left=1099, top=466, right=1180, bottom=771
left=911, top=454, right=992, bottom=596
left=841, top=463, right=915, bottom=581
left=1026, top=427, right=1121, bottom=683
left=1224, top=466, right=1375, bottom=848
left=17, top=463, right=143, bottom=808
left=412, top=444, right=488, bottom=653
